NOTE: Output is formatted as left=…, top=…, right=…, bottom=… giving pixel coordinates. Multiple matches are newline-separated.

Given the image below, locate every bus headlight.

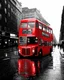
left=19, top=49, right=21, bottom=53
left=32, top=48, right=35, bottom=53
left=35, top=37, right=38, bottom=43
left=36, top=37, right=38, bottom=39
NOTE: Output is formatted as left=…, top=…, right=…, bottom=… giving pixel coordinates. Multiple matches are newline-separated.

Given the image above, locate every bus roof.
left=20, top=18, right=37, bottom=22
left=20, top=18, right=52, bottom=30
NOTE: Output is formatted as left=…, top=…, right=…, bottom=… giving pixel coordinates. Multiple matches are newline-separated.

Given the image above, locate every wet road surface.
left=0, top=46, right=64, bottom=80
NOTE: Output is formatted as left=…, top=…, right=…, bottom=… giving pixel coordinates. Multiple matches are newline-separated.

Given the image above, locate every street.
left=0, top=46, right=64, bottom=80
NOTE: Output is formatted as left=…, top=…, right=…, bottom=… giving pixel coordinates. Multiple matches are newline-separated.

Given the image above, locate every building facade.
left=59, top=6, right=64, bottom=41
left=0, top=0, right=22, bottom=49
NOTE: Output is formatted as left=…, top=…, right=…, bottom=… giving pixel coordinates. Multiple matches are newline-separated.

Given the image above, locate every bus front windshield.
left=20, top=22, right=35, bottom=28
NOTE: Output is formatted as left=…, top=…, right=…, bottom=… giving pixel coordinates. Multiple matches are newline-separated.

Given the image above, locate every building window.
left=5, top=17, right=7, bottom=23
left=0, top=3, right=2, bottom=9
left=0, top=14, right=2, bottom=20
left=8, top=3, right=10, bottom=8
left=5, top=0, right=7, bottom=4
left=4, top=8, right=7, bottom=14
left=11, top=8, right=13, bottom=12
left=8, top=12, right=10, bottom=17
left=0, top=25, right=2, bottom=30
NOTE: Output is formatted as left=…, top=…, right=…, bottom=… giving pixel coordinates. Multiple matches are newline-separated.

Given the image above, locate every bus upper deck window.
left=39, top=26, right=42, bottom=29
left=20, top=23, right=27, bottom=28
left=28, top=22, right=35, bottom=28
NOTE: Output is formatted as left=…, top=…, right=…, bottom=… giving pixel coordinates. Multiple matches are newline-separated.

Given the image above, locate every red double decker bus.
left=18, top=18, right=53, bottom=57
